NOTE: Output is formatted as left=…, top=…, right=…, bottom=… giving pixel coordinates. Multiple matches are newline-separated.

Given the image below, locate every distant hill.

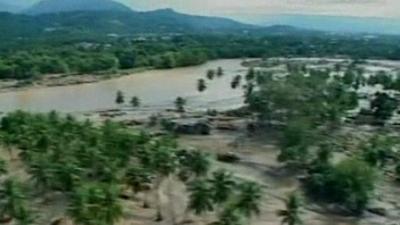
left=141, top=8, right=255, bottom=32
left=25, top=0, right=132, bottom=15
left=0, top=9, right=264, bottom=42
left=0, top=7, right=319, bottom=47
left=261, top=14, right=400, bottom=35
left=0, top=1, right=23, bottom=13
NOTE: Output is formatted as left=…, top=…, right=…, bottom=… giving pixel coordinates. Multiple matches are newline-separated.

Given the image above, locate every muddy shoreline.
left=2, top=57, right=400, bottom=95
left=0, top=67, right=150, bottom=94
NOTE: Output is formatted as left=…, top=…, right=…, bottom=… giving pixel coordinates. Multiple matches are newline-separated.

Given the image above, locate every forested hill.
left=0, top=9, right=262, bottom=42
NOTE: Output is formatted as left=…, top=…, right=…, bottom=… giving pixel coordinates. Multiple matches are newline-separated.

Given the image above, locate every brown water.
left=0, top=59, right=246, bottom=113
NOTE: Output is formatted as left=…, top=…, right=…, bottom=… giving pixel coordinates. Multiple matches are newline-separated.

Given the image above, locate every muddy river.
left=0, top=59, right=246, bottom=113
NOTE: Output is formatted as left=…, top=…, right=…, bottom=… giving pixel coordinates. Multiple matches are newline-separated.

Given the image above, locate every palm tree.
left=187, top=150, right=211, bottom=178
left=115, top=90, right=124, bottom=105
left=125, top=165, right=153, bottom=208
left=316, top=143, right=333, bottom=165
left=125, top=165, right=152, bottom=194
left=217, top=67, right=224, bottom=77
left=1, top=133, right=14, bottom=160
left=177, top=150, right=210, bottom=182
left=310, top=142, right=333, bottom=173
left=53, top=159, right=83, bottom=192
left=0, top=178, right=30, bottom=223
left=95, top=159, right=121, bottom=184
left=231, top=75, right=242, bottom=89
left=130, top=96, right=140, bottom=107
left=207, top=70, right=215, bottom=80
left=150, top=142, right=179, bottom=221
left=35, top=133, right=51, bottom=152
left=0, top=159, right=7, bottom=176
left=28, top=154, right=55, bottom=191
left=209, top=170, right=236, bottom=206
left=14, top=207, right=33, bottom=225
left=174, top=97, right=187, bottom=113
left=187, top=179, right=214, bottom=216
left=48, top=110, right=60, bottom=124
left=235, top=181, right=262, bottom=220
left=244, top=83, right=255, bottom=104
left=245, top=67, right=256, bottom=81
left=151, top=141, right=178, bottom=179
left=276, top=192, right=302, bottom=225
left=68, top=183, right=122, bottom=225
left=197, top=79, right=207, bottom=92
left=102, top=184, right=123, bottom=225
left=216, top=207, right=243, bottom=225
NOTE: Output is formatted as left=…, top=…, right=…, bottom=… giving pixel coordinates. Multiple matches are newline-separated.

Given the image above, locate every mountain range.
left=0, top=9, right=266, bottom=43
left=0, top=0, right=265, bottom=36
left=0, top=0, right=398, bottom=35
left=261, top=14, right=400, bottom=35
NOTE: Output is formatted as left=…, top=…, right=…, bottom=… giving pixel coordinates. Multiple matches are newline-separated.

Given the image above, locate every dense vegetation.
left=1, top=33, right=400, bottom=80
left=0, top=38, right=208, bottom=79
left=236, top=61, right=400, bottom=215
left=0, top=111, right=270, bottom=225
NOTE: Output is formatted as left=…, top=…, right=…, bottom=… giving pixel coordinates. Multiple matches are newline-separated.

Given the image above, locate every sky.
left=14, top=0, right=400, bottom=22
left=125, top=0, right=399, bottom=19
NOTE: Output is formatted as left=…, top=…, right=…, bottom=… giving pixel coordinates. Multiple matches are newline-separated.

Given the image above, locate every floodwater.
left=0, top=59, right=246, bottom=113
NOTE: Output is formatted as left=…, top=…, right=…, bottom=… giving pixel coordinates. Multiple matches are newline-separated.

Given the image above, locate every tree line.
left=0, top=47, right=208, bottom=80
left=2, top=34, right=400, bottom=80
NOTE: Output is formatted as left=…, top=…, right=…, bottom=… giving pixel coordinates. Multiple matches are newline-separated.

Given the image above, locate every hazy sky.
left=18, top=0, right=400, bottom=21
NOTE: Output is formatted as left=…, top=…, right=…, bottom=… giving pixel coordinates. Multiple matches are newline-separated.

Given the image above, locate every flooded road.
left=0, top=59, right=246, bottom=113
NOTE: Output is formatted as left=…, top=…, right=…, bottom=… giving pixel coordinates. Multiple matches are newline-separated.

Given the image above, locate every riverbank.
left=0, top=57, right=399, bottom=113
left=0, top=57, right=247, bottom=94
left=1, top=57, right=398, bottom=95
left=2, top=56, right=400, bottom=95
left=0, top=67, right=151, bottom=94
